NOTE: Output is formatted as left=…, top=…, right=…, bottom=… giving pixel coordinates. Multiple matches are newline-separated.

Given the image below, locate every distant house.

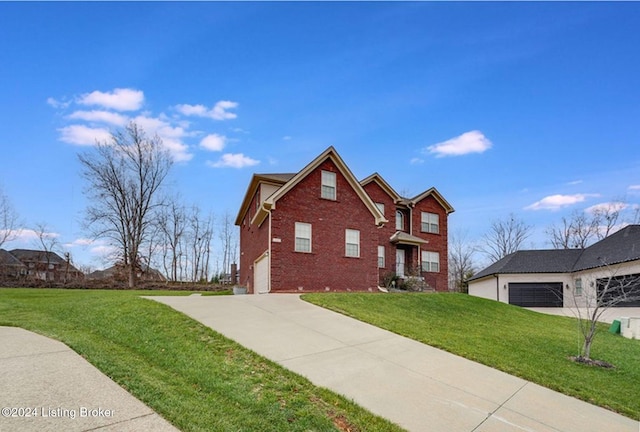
left=7, top=249, right=83, bottom=282
left=468, top=225, right=640, bottom=307
left=235, top=146, right=454, bottom=294
left=0, top=249, right=28, bottom=279
left=87, top=264, right=166, bottom=282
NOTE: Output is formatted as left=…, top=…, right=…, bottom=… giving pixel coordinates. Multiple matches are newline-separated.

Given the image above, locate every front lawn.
left=0, top=289, right=403, bottom=432
left=302, top=292, right=640, bottom=419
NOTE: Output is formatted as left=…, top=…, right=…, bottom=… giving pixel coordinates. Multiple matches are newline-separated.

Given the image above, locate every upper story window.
left=375, top=202, right=385, bottom=216
left=321, top=170, right=336, bottom=200
left=345, top=229, right=360, bottom=258
left=421, top=212, right=439, bottom=234
left=295, top=222, right=312, bottom=253
left=396, top=210, right=404, bottom=231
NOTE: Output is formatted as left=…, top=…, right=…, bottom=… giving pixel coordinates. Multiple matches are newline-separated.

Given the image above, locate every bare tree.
left=448, top=230, right=477, bottom=293
left=157, top=197, right=186, bottom=282
left=0, top=187, right=20, bottom=248
left=546, top=210, right=599, bottom=249
left=32, top=222, right=60, bottom=282
left=482, top=213, right=532, bottom=262
left=78, top=123, right=172, bottom=288
left=568, top=262, right=640, bottom=362
left=218, top=211, right=237, bottom=279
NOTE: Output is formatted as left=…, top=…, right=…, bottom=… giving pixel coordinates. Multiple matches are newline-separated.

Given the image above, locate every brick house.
left=8, top=249, right=84, bottom=282
left=235, top=147, right=454, bottom=294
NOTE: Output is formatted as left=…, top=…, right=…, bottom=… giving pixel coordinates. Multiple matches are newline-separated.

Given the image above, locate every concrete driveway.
left=150, top=294, right=638, bottom=432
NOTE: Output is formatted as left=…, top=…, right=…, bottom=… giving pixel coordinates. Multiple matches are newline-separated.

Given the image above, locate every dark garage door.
left=509, top=282, right=563, bottom=307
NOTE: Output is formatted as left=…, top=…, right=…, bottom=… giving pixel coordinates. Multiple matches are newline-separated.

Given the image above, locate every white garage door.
left=253, top=253, right=270, bottom=294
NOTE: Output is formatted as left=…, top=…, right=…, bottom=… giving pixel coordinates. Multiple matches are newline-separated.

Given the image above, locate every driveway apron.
left=150, top=294, right=638, bottom=432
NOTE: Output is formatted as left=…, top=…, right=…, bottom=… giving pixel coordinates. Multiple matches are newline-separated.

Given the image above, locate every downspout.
left=494, top=274, right=500, bottom=302
left=267, top=206, right=272, bottom=293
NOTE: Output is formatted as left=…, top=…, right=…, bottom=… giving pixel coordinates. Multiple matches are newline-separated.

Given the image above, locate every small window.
left=378, top=245, right=385, bottom=268
left=421, top=212, right=439, bottom=234
left=575, top=278, right=583, bottom=296
left=375, top=202, right=385, bottom=216
left=345, top=229, right=360, bottom=257
left=295, top=222, right=312, bottom=253
left=321, top=170, right=336, bottom=200
left=396, top=210, right=404, bottom=231
left=421, top=251, right=440, bottom=272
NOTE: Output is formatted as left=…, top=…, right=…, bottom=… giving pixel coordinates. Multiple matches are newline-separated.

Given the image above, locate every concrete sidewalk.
left=151, top=294, right=638, bottom=432
left=0, top=326, right=178, bottom=432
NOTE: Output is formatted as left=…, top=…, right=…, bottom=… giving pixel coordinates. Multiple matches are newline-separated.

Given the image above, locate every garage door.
left=598, top=274, right=640, bottom=307
left=509, top=282, right=563, bottom=307
left=253, top=253, right=270, bottom=294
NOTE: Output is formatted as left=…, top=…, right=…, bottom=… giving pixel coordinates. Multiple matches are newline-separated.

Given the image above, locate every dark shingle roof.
left=573, top=224, right=640, bottom=271
left=0, top=249, right=27, bottom=267
left=470, top=249, right=584, bottom=281
left=470, top=225, right=640, bottom=281
left=9, top=249, right=66, bottom=264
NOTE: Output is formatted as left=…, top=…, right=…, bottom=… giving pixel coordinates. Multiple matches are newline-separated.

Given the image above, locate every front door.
left=396, top=249, right=405, bottom=278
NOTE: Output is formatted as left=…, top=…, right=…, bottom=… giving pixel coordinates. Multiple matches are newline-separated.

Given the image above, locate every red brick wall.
left=362, top=181, right=399, bottom=284
left=412, top=195, right=449, bottom=291
left=269, top=159, right=379, bottom=292
left=238, top=189, right=269, bottom=293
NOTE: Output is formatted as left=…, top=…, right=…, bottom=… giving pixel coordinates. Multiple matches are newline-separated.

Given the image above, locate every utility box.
left=619, top=317, right=640, bottom=340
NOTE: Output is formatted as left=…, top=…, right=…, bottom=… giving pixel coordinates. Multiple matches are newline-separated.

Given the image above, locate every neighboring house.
left=468, top=225, right=640, bottom=307
left=0, top=249, right=28, bottom=279
left=235, top=146, right=454, bottom=294
left=87, top=264, right=167, bottom=282
left=8, top=249, right=84, bottom=282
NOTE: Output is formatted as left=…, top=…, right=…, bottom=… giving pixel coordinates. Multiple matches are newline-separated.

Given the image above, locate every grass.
left=302, top=292, right=640, bottom=420
left=0, top=288, right=404, bottom=432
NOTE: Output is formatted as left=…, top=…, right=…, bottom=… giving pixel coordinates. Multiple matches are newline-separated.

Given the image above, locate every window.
left=421, top=212, right=439, bottom=234
left=375, top=202, right=385, bottom=216
left=396, top=210, right=404, bottom=231
left=378, top=245, right=385, bottom=268
left=421, top=251, right=439, bottom=272
left=321, top=170, right=336, bottom=200
left=295, top=222, right=312, bottom=252
left=575, top=278, right=583, bottom=296
left=345, top=229, right=360, bottom=257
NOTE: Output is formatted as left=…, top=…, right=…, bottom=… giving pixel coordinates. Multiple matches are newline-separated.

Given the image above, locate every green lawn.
left=0, top=289, right=403, bottom=432
left=302, top=292, right=640, bottom=420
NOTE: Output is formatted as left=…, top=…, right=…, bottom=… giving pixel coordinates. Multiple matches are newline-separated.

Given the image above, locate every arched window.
left=396, top=210, right=404, bottom=231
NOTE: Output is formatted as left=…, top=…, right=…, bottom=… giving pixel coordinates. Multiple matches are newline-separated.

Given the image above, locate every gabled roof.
left=390, top=231, right=429, bottom=246
left=404, top=187, right=455, bottom=214
left=470, top=224, right=640, bottom=281
left=244, top=147, right=388, bottom=227
left=360, top=173, right=402, bottom=203
left=235, top=173, right=296, bottom=225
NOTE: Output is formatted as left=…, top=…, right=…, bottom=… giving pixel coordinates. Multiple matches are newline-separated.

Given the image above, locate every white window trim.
left=421, top=212, right=439, bottom=234
left=575, top=278, right=583, bottom=296
left=421, top=251, right=440, bottom=272
left=295, top=222, right=312, bottom=253
left=375, top=202, right=385, bottom=216
left=396, top=210, right=404, bottom=231
left=345, top=229, right=360, bottom=258
left=378, top=245, right=385, bottom=268
left=321, top=170, right=337, bottom=200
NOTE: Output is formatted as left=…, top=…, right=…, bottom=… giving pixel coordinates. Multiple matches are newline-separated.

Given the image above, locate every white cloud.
left=628, top=185, right=640, bottom=192
left=175, top=100, right=238, bottom=120
left=410, top=157, right=424, bottom=165
left=46, top=97, right=70, bottom=109
left=425, top=130, right=492, bottom=157
left=207, top=153, right=259, bottom=169
left=131, top=115, right=193, bottom=162
left=58, top=125, right=112, bottom=146
left=525, top=193, right=599, bottom=211
left=566, top=180, right=583, bottom=186
left=78, top=88, right=144, bottom=111
left=64, top=238, right=95, bottom=248
left=200, top=134, right=226, bottom=152
left=282, top=136, right=292, bottom=141
left=68, top=110, right=128, bottom=126
left=585, top=201, right=628, bottom=215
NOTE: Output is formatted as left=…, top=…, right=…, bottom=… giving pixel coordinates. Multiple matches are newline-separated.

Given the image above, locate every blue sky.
left=1, top=2, right=639, bottom=270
